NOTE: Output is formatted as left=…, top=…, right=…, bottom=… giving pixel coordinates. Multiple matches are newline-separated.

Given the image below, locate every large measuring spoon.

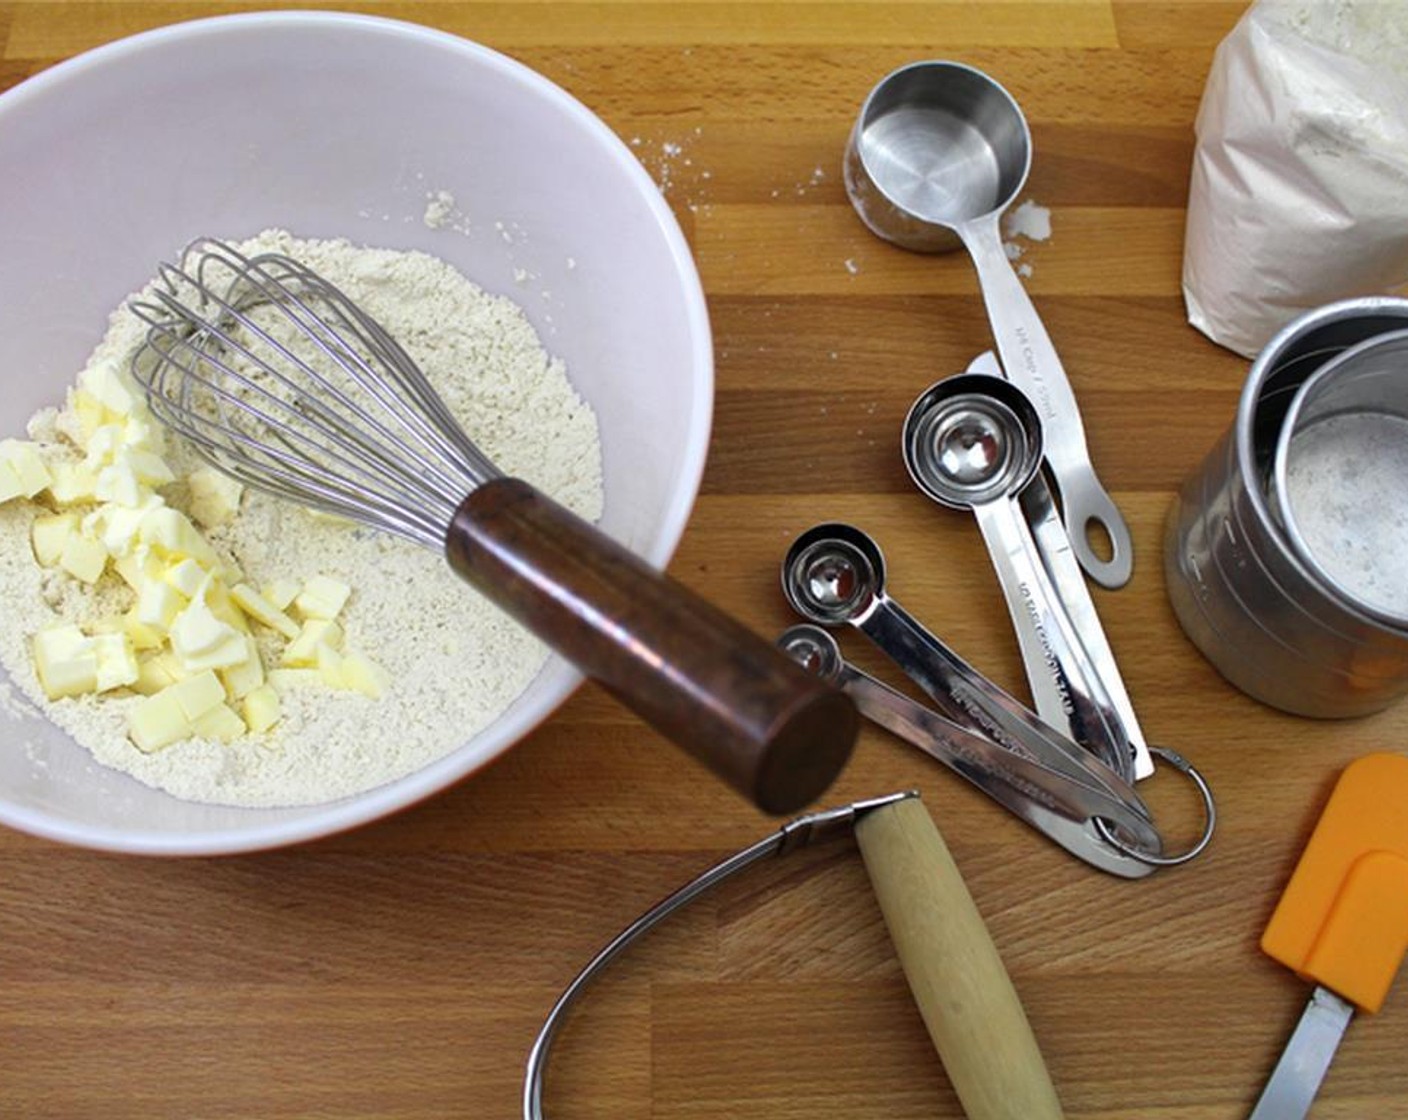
left=964, top=350, right=1154, bottom=781
left=779, top=522, right=1152, bottom=832
left=776, top=624, right=1157, bottom=877
left=902, top=372, right=1135, bottom=783
left=844, top=60, right=1133, bottom=588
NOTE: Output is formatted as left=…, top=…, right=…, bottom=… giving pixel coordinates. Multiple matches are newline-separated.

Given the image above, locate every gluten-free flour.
left=0, top=231, right=603, bottom=806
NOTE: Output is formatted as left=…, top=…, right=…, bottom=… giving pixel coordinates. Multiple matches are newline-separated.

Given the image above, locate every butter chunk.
left=261, top=579, right=301, bottom=612
left=169, top=670, right=225, bottom=721
left=114, top=546, right=163, bottom=591
left=31, top=512, right=77, bottom=567
left=138, top=506, right=220, bottom=567
left=32, top=625, right=98, bottom=699
left=122, top=611, right=166, bottom=652
left=169, top=591, right=248, bottom=673
left=230, top=583, right=300, bottom=640
left=242, top=684, right=281, bottom=733
left=0, top=462, right=23, bottom=505
left=163, top=558, right=207, bottom=598
left=59, top=531, right=107, bottom=584
left=70, top=388, right=107, bottom=440
left=94, top=462, right=148, bottom=508
left=186, top=466, right=243, bottom=529
left=220, top=635, right=265, bottom=700
left=86, top=497, right=162, bottom=556
left=340, top=654, right=388, bottom=700
left=294, top=575, right=351, bottom=621
left=282, top=619, right=343, bottom=667
left=79, top=359, right=140, bottom=417
left=134, top=575, right=185, bottom=632
left=91, top=633, right=139, bottom=692
left=130, top=673, right=230, bottom=751
left=134, top=652, right=180, bottom=696
left=0, top=439, right=52, bottom=498
left=129, top=690, right=191, bottom=752
left=46, top=461, right=99, bottom=506
left=190, top=702, right=246, bottom=743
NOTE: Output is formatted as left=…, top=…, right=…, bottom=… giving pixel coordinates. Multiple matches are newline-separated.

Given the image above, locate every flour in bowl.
left=0, top=230, right=603, bottom=806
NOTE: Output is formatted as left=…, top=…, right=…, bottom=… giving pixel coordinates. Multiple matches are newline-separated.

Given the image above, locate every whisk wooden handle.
left=446, top=478, right=857, bottom=814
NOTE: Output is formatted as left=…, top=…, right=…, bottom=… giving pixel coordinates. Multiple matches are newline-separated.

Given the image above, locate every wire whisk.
left=128, top=239, right=856, bottom=813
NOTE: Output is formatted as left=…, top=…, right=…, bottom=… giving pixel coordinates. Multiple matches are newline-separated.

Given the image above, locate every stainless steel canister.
left=1164, top=297, right=1408, bottom=717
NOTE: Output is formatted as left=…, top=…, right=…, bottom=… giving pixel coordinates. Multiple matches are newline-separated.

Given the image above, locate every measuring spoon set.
left=779, top=60, right=1216, bottom=877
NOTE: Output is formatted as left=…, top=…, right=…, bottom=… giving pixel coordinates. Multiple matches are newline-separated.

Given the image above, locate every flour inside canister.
left=0, top=230, right=603, bottom=806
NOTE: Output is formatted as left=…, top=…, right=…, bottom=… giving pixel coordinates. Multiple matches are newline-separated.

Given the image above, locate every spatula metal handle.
left=447, top=477, right=857, bottom=814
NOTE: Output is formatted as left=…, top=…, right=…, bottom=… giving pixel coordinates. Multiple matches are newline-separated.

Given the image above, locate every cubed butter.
left=220, top=635, right=265, bottom=700
left=118, top=447, right=175, bottom=488
left=114, top=546, right=162, bottom=591
left=315, top=642, right=344, bottom=686
left=169, top=670, right=226, bottom=721
left=31, top=512, right=76, bottom=567
left=0, top=462, right=23, bottom=504
left=129, top=690, right=191, bottom=752
left=94, top=462, right=148, bottom=508
left=70, top=388, right=108, bottom=439
left=91, top=633, right=139, bottom=692
left=139, top=507, right=219, bottom=567
left=122, top=610, right=166, bottom=652
left=83, top=423, right=125, bottom=469
left=242, top=684, right=281, bottom=734
left=79, top=359, right=140, bottom=417
left=168, top=588, right=248, bottom=673
left=186, top=466, right=243, bottom=529
left=87, top=497, right=162, bottom=556
left=190, top=702, right=246, bottom=743
left=294, top=575, right=351, bottom=621
left=134, top=575, right=185, bottom=632
left=32, top=625, right=98, bottom=699
left=282, top=619, right=343, bottom=667
left=163, top=558, right=207, bottom=598
left=261, top=579, right=301, bottom=612
left=230, top=583, right=300, bottom=640
left=46, top=461, right=99, bottom=506
left=59, top=531, right=107, bottom=584
left=134, top=653, right=180, bottom=696
left=0, top=439, right=52, bottom=498
left=339, top=654, right=388, bottom=700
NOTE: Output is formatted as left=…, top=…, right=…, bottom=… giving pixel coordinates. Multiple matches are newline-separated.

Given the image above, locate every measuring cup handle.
left=960, top=214, right=1133, bottom=589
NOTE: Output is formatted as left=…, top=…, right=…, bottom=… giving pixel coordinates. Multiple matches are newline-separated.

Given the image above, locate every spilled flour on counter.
left=0, top=230, right=603, bottom=806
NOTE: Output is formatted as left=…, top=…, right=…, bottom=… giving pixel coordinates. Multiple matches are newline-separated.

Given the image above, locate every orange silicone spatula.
left=1249, top=752, right=1408, bottom=1119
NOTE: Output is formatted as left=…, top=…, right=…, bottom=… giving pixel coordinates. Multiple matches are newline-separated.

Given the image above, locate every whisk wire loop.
left=129, top=239, right=503, bottom=548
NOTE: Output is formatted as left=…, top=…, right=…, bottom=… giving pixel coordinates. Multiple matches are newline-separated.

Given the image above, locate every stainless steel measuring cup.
left=901, top=372, right=1134, bottom=782
left=844, top=60, right=1133, bottom=589
left=1272, top=328, right=1408, bottom=631
left=1165, top=297, right=1408, bottom=717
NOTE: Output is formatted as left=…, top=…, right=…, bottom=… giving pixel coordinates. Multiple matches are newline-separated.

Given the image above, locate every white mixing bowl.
left=0, top=13, right=712, bottom=854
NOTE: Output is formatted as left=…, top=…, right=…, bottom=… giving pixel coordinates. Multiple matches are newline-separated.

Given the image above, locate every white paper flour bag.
left=1183, top=1, right=1408, bottom=357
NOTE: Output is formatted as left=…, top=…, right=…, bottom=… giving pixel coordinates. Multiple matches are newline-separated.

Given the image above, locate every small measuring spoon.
left=902, top=372, right=1134, bottom=783
left=776, top=624, right=1158, bottom=877
left=963, top=351, right=1155, bottom=780
left=844, top=60, right=1132, bottom=588
left=780, top=522, right=1150, bottom=822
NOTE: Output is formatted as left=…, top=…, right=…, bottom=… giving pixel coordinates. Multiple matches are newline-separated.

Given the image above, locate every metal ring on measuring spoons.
left=1092, top=747, right=1217, bottom=867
